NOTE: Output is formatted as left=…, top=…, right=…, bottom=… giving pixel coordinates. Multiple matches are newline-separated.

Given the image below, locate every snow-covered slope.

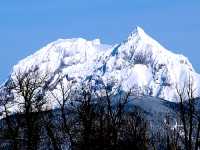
left=11, top=26, right=200, bottom=102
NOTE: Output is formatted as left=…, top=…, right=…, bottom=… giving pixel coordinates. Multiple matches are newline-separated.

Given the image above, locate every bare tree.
left=8, top=67, right=49, bottom=150
left=50, top=74, right=75, bottom=149
left=175, top=76, right=200, bottom=150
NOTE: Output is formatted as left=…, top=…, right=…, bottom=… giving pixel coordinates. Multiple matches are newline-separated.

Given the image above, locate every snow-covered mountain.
left=11, top=26, right=200, bottom=102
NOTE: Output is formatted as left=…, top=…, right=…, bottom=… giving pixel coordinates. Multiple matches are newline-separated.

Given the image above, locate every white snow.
left=10, top=26, right=200, bottom=103
left=117, top=64, right=152, bottom=92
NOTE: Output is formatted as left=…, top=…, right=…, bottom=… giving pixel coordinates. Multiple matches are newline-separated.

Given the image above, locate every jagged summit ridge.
left=10, top=27, right=200, bottom=102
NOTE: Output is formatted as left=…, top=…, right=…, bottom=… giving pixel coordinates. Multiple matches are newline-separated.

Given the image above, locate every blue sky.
left=0, top=0, right=200, bottom=83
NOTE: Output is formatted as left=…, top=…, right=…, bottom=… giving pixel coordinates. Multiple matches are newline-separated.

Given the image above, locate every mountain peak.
left=134, top=26, right=145, bottom=34
left=126, top=26, right=168, bottom=55
left=128, top=26, right=146, bottom=39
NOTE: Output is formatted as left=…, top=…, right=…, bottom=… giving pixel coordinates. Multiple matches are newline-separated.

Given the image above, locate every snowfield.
left=10, top=26, right=200, bottom=102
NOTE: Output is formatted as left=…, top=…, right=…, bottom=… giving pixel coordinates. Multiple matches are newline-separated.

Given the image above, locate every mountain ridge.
left=9, top=26, right=200, bottom=102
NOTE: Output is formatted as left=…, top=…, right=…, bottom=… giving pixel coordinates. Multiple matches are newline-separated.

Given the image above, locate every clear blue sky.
left=0, top=0, right=200, bottom=83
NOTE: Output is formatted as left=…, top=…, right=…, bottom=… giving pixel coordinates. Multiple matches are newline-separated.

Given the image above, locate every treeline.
left=0, top=68, right=200, bottom=150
